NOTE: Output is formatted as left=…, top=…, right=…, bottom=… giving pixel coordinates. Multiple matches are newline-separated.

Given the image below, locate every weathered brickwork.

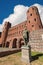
left=27, top=6, right=42, bottom=31
left=29, top=29, right=43, bottom=52
left=0, top=6, right=43, bottom=52
left=1, top=22, right=11, bottom=47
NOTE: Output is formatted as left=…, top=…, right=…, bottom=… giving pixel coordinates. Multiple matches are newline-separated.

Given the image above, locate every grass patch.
left=0, top=51, right=43, bottom=65
left=31, top=51, right=41, bottom=56
left=15, top=52, right=21, bottom=56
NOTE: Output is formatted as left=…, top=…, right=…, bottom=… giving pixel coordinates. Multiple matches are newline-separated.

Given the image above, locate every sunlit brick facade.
left=0, top=6, right=43, bottom=48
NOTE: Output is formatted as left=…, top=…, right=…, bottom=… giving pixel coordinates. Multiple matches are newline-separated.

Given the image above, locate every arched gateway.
left=12, top=38, right=17, bottom=48
left=12, top=38, right=24, bottom=48
left=5, top=42, right=10, bottom=47
left=18, top=38, right=24, bottom=48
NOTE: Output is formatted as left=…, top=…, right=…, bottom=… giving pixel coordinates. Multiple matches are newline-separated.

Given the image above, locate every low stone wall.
left=29, top=42, right=43, bottom=53
left=29, top=29, right=43, bottom=53
left=0, top=48, right=21, bottom=57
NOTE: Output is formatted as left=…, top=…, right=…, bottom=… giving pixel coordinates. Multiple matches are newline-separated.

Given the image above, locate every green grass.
left=31, top=51, right=41, bottom=56
left=15, top=52, right=21, bottom=56
left=0, top=51, right=43, bottom=65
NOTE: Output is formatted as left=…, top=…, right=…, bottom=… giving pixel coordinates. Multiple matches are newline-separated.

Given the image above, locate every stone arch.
left=6, top=41, right=10, bottom=47
left=12, top=38, right=17, bottom=48
left=19, top=38, right=24, bottom=48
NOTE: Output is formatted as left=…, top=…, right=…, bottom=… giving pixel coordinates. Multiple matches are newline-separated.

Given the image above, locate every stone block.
left=21, top=45, right=31, bottom=64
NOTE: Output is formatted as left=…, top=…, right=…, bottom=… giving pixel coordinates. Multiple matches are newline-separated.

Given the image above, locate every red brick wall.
left=6, top=21, right=27, bottom=41
left=27, top=6, right=42, bottom=31
left=1, top=22, right=11, bottom=47
left=0, top=6, right=43, bottom=49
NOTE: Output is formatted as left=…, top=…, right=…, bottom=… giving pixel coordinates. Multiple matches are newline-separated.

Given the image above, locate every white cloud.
left=3, top=5, right=28, bottom=26
left=0, top=24, right=3, bottom=32
left=0, top=3, right=43, bottom=32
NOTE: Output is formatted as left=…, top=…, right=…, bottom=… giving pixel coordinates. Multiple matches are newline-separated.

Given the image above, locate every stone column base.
left=21, top=45, right=31, bottom=64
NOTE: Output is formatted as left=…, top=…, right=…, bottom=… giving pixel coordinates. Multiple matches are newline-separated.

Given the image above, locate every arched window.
left=30, top=13, right=32, bottom=16
left=29, top=20, right=30, bottom=23
left=34, top=18, right=36, bottom=21
left=32, top=25, right=34, bottom=27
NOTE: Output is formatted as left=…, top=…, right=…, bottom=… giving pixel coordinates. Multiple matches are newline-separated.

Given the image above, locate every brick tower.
left=27, top=6, right=42, bottom=31
left=1, top=22, right=11, bottom=47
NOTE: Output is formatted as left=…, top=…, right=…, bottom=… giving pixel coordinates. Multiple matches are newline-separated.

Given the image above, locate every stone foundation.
left=21, top=45, right=31, bottom=64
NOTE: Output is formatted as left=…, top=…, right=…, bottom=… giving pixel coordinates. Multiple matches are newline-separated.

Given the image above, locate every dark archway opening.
left=6, top=42, right=10, bottom=47
left=19, top=38, right=24, bottom=48
left=12, top=39, right=17, bottom=48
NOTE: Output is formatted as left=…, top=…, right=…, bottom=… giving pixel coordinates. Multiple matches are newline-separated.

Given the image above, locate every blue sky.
left=0, top=0, right=43, bottom=24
